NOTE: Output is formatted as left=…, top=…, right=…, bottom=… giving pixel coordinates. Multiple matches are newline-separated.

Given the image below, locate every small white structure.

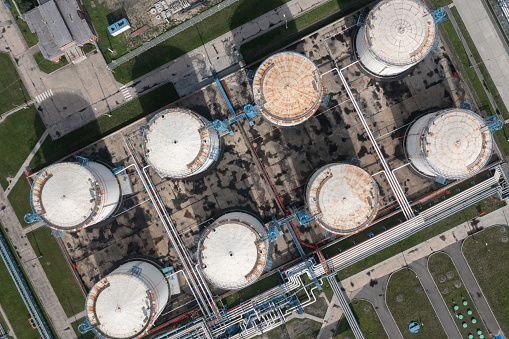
left=84, top=260, right=170, bottom=339
left=197, top=212, right=269, bottom=290
left=356, top=0, right=436, bottom=76
left=143, top=108, right=221, bottom=179
left=252, top=52, right=323, bottom=126
left=306, top=163, right=379, bottom=235
left=406, top=108, right=494, bottom=179
left=30, top=161, right=120, bottom=232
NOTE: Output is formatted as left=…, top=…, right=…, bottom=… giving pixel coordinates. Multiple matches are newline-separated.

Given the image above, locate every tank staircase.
left=123, top=136, right=221, bottom=322
left=0, top=232, right=53, bottom=339
left=338, top=62, right=414, bottom=221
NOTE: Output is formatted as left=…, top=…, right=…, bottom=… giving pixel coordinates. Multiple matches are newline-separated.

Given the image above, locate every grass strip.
left=0, top=223, right=57, bottom=338
left=88, top=0, right=292, bottom=83
left=0, top=52, right=30, bottom=116
left=33, top=52, right=68, bottom=74
left=71, top=318, right=95, bottom=339
left=428, top=0, right=509, bottom=155
left=386, top=268, right=447, bottom=338
left=28, top=227, right=85, bottom=318
left=220, top=272, right=282, bottom=309
left=463, top=225, right=509, bottom=335
left=0, top=106, right=45, bottom=190
left=336, top=194, right=505, bottom=280
left=428, top=252, right=488, bottom=338
left=334, top=299, right=388, bottom=339
left=240, top=0, right=372, bottom=65
left=7, top=0, right=38, bottom=47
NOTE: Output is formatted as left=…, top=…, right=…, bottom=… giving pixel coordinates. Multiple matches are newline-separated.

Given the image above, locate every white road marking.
left=35, top=90, right=53, bottom=103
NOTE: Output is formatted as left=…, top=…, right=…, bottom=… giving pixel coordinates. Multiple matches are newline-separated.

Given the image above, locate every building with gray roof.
left=25, top=0, right=96, bottom=63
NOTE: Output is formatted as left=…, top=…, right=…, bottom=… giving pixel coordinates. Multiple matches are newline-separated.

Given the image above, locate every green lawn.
left=463, top=225, right=509, bottom=335
left=337, top=194, right=506, bottom=280
left=254, top=318, right=322, bottom=339
left=33, top=51, right=68, bottom=74
left=28, top=227, right=85, bottom=318
left=7, top=0, right=38, bottom=47
left=81, top=43, right=96, bottom=55
left=220, top=272, right=283, bottom=309
left=30, top=82, right=179, bottom=171
left=0, top=257, right=40, bottom=339
left=8, top=174, right=32, bottom=227
left=333, top=299, right=388, bottom=339
left=71, top=318, right=95, bottom=339
left=386, top=269, right=447, bottom=339
left=108, top=0, right=292, bottom=83
left=428, top=252, right=487, bottom=338
left=0, top=106, right=45, bottom=190
left=240, top=0, right=372, bottom=64
left=303, top=289, right=328, bottom=319
left=0, top=52, right=30, bottom=115
left=0, top=224, right=57, bottom=338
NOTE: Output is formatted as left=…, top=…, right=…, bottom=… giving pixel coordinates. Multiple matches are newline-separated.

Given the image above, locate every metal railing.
left=108, top=0, right=241, bottom=69
left=0, top=232, right=53, bottom=339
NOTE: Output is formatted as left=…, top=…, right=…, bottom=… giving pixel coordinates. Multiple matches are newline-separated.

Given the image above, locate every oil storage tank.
left=83, top=260, right=170, bottom=339
left=29, top=161, right=121, bottom=232
left=356, top=0, right=436, bottom=76
left=405, top=108, right=494, bottom=179
left=306, top=163, right=379, bottom=235
left=197, top=212, right=269, bottom=290
left=252, top=52, right=323, bottom=126
left=143, top=108, right=221, bottom=179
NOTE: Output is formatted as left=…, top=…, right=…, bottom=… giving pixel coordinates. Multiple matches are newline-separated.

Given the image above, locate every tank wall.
left=114, top=261, right=170, bottom=319
left=216, top=212, right=267, bottom=237
left=406, top=114, right=437, bottom=177
left=356, top=27, right=414, bottom=76
left=195, top=115, right=221, bottom=176
left=87, top=162, right=121, bottom=226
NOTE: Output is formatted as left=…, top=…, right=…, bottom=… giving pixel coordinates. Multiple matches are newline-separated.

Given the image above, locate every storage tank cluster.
left=252, top=52, right=323, bottom=126
left=197, top=212, right=269, bottom=290
left=356, top=0, right=436, bottom=76
left=406, top=108, right=494, bottom=180
left=143, top=108, right=221, bottom=179
left=82, top=260, right=170, bottom=339
left=306, top=163, right=379, bottom=235
left=29, top=161, right=121, bottom=232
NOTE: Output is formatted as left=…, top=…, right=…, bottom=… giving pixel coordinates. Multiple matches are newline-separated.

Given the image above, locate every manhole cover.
left=441, top=286, right=449, bottom=294
left=502, top=236, right=508, bottom=243
left=415, top=287, right=422, bottom=294
left=364, top=305, right=371, bottom=312
left=454, top=280, right=462, bottom=288
left=397, top=295, right=403, bottom=302
left=500, top=227, right=506, bottom=233
left=438, top=275, right=446, bottom=283
left=46, top=262, right=51, bottom=265
left=446, top=271, right=454, bottom=279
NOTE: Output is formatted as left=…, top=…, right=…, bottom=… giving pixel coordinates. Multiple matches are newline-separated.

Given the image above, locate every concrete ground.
left=453, top=0, right=509, bottom=112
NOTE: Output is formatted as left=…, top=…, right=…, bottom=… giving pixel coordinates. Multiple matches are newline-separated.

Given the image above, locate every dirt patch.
left=454, top=280, right=462, bottom=288
left=502, top=236, right=508, bottom=243
left=441, top=286, right=448, bottom=294
left=438, top=275, right=446, bottom=283
left=397, top=295, right=403, bottom=302
left=364, top=304, right=371, bottom=312
left=446, top=271, right=454, bottom=279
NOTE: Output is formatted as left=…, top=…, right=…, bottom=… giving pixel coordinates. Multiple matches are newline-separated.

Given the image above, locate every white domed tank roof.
left=85, top=260, right=170, bottom=339
left=198, top=212, right=269, bottom=290
left=252, top=52, right=323, bottom=126
left=30, top=161, right=120, bottom=232
left=356, top=0, right=436, bottom=76
left=306, top=163, right=379, bottom=235
left=406, top=108, right=494, bottom=179
left=143, top=108, right=220, bottom=179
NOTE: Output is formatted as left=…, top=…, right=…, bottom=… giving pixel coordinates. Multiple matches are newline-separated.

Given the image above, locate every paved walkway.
left=453, top=0, right=509, bottom=112
left=0, top=186, right=76, bottom=339
left=22, top=221, right=44, bottom=235
left=67, top=310, right=86, bottom=325
left=443, top=242, right=502, bottom=336
left=409, top=258, right=462, bottom=339
left=5, top=129, right=49, bottom=196
left=0, top=304, right=17, bottom=339
left=338, top=204, right=509, bottom=337
left=125, top=0, right=331, bottom=97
